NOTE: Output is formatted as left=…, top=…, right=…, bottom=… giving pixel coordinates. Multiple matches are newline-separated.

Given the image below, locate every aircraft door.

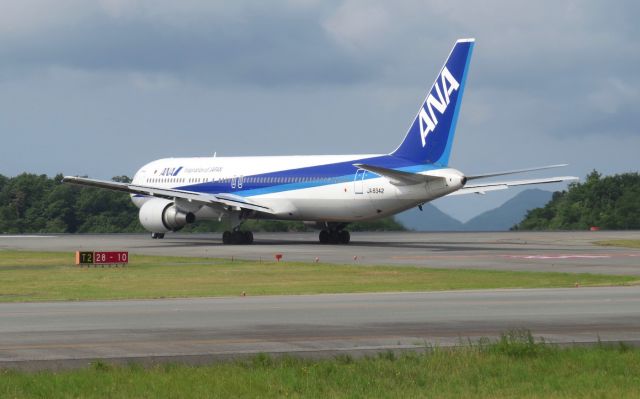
left=230, top=176, right=244, bottom=191
left=354, top=169, right=366, bottom=194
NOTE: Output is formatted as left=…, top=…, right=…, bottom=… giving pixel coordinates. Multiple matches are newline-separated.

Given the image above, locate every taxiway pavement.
left=1, top=231, right=639, bottom=275
left=1, top=287, right=639, bottom=370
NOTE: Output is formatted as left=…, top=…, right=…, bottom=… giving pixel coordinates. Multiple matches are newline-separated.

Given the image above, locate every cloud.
left=2, top=1, right=638, bottom=94
left=323, top=1, right=391, bottom=53
left=0, top=0, right=638, bottom=188
left=0, top=1, right=373, bottom=87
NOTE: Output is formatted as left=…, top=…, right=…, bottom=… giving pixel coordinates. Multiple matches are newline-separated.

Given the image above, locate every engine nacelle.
left=138, top=199, right=195, bottom=233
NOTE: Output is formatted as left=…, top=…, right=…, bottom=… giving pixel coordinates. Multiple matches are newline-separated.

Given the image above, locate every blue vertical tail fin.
left=391, top=38, right=474, bottom=166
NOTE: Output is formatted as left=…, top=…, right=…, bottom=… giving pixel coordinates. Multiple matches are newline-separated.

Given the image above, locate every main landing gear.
left=222, top=230, right=254, bottom=245
left=319, top=229, right=350, bottom=244
left=220, top=209, right=254, bottom=245
left=151, top=233, right=165, bottom=239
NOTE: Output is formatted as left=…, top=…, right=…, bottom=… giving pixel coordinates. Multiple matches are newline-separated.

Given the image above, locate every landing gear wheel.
left=243, top=231, right=254, bottom=244
left=319, top=230, right=330, bottom=244
left=222, top=230, right=254, bottom=245
left=232, top=230, right=244, bottom=244
left=338, top=230, right=350, bottom=244
left=222, top=231, right=232, bottom=245
left=319, top=229, right=350, bottom=244
left=151, top=233, right=165, bottom=239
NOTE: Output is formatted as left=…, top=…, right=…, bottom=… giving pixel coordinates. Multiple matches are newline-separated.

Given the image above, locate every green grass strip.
left=1, top=334, right=639, bottom=398
left=594, top=239, right=640, bottom=249
left=0, top=250, right=637, bottom=302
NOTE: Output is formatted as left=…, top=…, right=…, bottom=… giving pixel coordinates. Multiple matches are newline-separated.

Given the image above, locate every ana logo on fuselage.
left=159, top=167, right=183, bottom=177
left=419, top=66, right=460, bottom=147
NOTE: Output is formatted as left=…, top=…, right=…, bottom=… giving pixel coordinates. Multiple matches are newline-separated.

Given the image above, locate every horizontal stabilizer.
left=353, top=163, right=444, bottom=186
left=466, top=164, right=568, bottom=180
left=448, top=176, right=578, bottom=196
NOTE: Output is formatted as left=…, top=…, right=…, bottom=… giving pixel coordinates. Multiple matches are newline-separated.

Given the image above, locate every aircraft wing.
left=62, top=176, right=275, bottom=214
left=353, top=163, right=445, bottom=186
left=448, top=176, right=579, bottom=196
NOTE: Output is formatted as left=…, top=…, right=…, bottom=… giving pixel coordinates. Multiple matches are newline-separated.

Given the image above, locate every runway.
left=2, top=231, right=639, bottom=274
left=1, top=231, right=639, bottom=369
left=1, top=287, right=639, bottom=370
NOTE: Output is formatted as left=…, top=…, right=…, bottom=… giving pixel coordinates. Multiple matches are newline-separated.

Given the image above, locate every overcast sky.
left=1, top=0, right=638, bottom=221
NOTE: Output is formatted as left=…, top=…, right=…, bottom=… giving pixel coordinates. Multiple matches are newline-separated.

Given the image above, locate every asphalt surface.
left=1, top=287, right=639, bottom=370
left=1, top=231, right=639, bottom=370
left=2, top=231, right=639, bottom=274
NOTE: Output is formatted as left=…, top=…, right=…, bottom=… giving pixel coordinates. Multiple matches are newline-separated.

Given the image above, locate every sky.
left=1, top=0, right=638, bottom=221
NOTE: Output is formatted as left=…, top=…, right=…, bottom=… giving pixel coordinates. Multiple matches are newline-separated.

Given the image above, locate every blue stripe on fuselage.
left=171, top=155, right=442, bottom=197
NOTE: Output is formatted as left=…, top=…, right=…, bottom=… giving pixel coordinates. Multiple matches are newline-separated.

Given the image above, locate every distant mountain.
left=396, top=189, right=553, bottom=231
left=395, top=203, right=464, bottom=231
left=463, top=189, right=553, bottom=231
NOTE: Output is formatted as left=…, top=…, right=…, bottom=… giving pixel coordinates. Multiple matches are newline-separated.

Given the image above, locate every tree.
left=514, top=171, right=640, bottom=230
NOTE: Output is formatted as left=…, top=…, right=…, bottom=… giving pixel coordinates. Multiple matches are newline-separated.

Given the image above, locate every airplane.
left=63, top=38, right=578, bottom=245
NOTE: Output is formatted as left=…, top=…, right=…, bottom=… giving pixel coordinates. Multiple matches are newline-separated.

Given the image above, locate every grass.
left=1, top=331, right=639, bottom=398
left=595, top=239, right=640, bottom=249
left=0, top=250, right=637, bottom=302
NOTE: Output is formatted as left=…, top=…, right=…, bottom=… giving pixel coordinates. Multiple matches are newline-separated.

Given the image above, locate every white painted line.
left=506, top=255, right=610, bottom=260
left=0, top=236, right=58, bottom=238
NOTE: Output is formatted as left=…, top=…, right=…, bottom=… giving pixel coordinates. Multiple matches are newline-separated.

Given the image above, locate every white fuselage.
left=130, top=154, right=465, bottom=224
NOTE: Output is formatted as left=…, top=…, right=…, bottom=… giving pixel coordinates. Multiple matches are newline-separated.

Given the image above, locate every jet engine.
left=138, top=198, right=195, bottom=233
